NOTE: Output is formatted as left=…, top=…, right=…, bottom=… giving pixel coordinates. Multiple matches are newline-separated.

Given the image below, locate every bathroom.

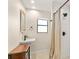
left=8, top=0, right=70, bottom=59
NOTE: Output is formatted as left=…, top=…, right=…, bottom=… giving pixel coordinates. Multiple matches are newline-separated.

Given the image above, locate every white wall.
left=25, top=9, right=52, bottom=52
left=8, top=0, right=26, bottom=52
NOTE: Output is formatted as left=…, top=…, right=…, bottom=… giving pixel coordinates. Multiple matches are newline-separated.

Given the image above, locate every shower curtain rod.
left=54, top=0, right=69, bottom=14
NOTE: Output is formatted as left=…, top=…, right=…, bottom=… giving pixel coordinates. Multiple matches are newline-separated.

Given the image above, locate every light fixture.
left=31, top=0, right=35, bottom=4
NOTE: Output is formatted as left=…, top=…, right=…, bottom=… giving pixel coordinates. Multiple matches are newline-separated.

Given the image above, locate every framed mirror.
left=20, top=10, right=26, bottom=33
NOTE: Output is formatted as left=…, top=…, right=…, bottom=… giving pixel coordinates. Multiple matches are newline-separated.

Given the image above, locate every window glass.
left=37, top=19, right=48, bottom=33
left=38, top=26, right=47, bottom=32
left=38, top=20, right=47, bottom=25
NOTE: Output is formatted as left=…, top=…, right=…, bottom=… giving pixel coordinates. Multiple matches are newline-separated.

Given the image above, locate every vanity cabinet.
left=8, top=44, right=30, bottom=59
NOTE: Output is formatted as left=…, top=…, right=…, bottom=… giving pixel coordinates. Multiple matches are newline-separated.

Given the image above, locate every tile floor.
left=31, top=49, right=49, bottom=59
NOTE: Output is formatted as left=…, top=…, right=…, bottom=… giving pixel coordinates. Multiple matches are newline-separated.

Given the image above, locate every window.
left=37, top=19, right=48, bottom=33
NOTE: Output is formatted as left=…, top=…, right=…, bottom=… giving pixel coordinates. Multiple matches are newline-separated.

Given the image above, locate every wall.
left=8, top=0, right=26, bottom=52
left=25, top=9, right=52, bottom=52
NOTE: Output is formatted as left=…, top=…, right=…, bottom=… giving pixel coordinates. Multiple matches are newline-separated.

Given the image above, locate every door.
left=60, top=1, right=70, bottom=59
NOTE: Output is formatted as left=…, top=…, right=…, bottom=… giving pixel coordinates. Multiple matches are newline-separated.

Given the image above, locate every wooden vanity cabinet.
left=8, top=44, right=30, bottom=59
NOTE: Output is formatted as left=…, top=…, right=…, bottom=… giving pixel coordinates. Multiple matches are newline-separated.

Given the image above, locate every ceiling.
left=21, top=0, right=67, bottom=12
left=52, top=0, right=67, bottom=12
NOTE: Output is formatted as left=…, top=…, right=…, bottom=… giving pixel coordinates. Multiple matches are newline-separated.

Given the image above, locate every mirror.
left=20, top=10, right=26, bottom=33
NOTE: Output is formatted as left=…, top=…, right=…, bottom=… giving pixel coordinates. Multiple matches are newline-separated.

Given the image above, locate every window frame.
left=37, top=18, right=48, bottom=33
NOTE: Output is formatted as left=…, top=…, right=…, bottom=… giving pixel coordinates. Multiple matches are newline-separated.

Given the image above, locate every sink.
left=20, top=38, right=36, bottom=44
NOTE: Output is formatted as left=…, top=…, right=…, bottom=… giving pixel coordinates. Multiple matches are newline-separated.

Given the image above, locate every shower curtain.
left=49, top=1, right=69, bottom=59
left=49, top=10, right=61, bottom=59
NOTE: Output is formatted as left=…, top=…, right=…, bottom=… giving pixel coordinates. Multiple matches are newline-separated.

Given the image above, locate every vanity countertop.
left=19, top=38, right=36, bottom=44
left=9, top=44, right=30, bottom=54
